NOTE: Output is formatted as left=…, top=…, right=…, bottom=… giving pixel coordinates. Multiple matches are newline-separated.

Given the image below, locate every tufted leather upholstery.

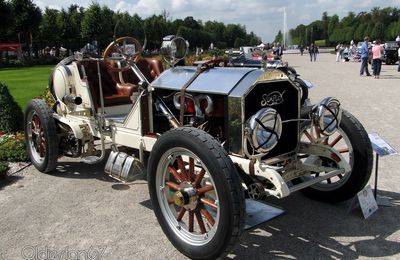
left=76, top=58, right=163, bottom=109
left=135, top=57, right=164, bottom=82
left=76, top=60, right=137, bottom=109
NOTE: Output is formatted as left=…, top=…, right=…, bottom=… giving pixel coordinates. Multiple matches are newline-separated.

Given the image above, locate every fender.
left=52, top=114, right=84, bottom=139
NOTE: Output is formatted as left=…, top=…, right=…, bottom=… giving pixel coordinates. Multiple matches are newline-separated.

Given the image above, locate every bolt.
left=176, top=225, right=181, bottom=230
left=204, top=234, right=208, bottom=239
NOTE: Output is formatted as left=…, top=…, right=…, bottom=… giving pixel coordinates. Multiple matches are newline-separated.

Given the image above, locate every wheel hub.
left=173, top=182, right=198, bottom=210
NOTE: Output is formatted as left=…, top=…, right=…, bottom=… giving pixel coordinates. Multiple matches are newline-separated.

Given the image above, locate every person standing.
left=313, top=44, right=319, bottom=61
left=398, top=42, right=400, bottom=72
left=336, top=43, right=342, bottom=62
left=309, top=43, right=314, bottom=62
left=371, top=39, right=384, bottom=78
left=360, top=36, right=371, bottom=76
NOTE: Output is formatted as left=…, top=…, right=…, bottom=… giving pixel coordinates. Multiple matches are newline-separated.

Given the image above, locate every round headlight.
left=248, top=108, right=282, bottom=153
left=312, top=97, right=342, bottom=136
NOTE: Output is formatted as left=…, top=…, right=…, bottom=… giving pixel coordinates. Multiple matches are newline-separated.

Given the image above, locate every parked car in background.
left=383, top=41, right=399, bottom=65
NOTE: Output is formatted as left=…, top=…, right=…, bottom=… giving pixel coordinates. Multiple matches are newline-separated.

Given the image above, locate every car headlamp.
left=160, top=35, right=188, bottom=65
left=311, top=97, right=342, bottom=136
left=247, top=108, right=282, bottom=153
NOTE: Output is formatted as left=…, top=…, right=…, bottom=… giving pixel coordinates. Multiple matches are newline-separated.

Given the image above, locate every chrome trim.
left=311, top=97, right=342, bottom=136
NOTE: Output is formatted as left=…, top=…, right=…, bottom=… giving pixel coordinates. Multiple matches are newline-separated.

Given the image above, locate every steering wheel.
left=103, top=36, right=142, bottom=61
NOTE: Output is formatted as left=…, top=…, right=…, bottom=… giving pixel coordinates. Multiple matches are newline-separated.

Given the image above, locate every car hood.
left=150, top=66, right=262, bottom=95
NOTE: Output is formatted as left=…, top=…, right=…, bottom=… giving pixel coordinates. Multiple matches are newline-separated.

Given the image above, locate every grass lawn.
left=0, top=65, right=53, bottom=109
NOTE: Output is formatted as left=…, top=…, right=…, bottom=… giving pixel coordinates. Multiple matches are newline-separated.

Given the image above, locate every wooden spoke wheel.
left=24, top=99, right=58, bottom=173
left=298, top=109, right=373, bottom=203
left=148, top=127, right=244, bottom=259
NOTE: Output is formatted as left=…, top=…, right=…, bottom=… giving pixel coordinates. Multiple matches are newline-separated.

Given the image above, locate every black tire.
left=298, top=110, right=373, bottom=203
left=24, top=99, right=58, bottom=172
left=148, top=127, right=245, bottom=259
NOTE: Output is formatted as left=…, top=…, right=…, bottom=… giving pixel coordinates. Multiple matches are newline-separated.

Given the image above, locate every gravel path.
left=1, top=53, right=399, bottom=259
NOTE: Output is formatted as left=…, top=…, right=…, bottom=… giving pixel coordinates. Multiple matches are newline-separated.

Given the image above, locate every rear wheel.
left=298, top=110, right=373, bottom=203
left=24, top=99, right=58, bottom=173
left=148, top=127, right=244, bottom=259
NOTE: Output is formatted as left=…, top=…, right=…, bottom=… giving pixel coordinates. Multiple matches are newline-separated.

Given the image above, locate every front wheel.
left=148, top=127, right=245, bottom=259
left=298, top=110, right=373, bottom=203
left=24, top=99, right=58, bottom=172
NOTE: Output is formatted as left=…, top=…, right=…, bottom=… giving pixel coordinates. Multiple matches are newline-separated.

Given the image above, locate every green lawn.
left=0, top=65, right=53, bottom=109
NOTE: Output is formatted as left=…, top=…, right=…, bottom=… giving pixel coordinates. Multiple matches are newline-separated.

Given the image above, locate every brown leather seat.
left=76, top=58, right=163, bottom=109
left=76, top=60, right=138, bottom=108
left=135, top=57, right=164, bottom=82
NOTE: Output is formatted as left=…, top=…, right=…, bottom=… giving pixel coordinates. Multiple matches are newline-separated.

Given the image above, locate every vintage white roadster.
left=24, top=35, right=372, bottom=259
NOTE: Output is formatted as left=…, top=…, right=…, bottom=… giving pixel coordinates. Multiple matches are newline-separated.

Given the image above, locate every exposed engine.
left=153, top=91, right=226, bottom=142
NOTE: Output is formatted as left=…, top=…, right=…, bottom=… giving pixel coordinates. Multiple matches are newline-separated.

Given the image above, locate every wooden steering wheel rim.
left=103, top=36, right=142, bottom=59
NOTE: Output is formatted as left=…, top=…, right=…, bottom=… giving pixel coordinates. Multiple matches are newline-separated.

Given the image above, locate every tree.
left=66, top=5, right=85, bottom=51
left=322, top=11, right=328, bottom=39
left=38, top=8, right=61, bottom=49
left=144, top=15, right=168, bottom=49
left=10, top=0, right=42, bottom=56
left=183, top=16, right=201, bottom=30
left=81, top=3, right=114, bottom=51
left=274, top=30, right=283, bottom=43
left=234, top=38, right=245, bottom=48
left=0, top=0, right=12, bottom=41
left=224, top=24, right=246, bottom=47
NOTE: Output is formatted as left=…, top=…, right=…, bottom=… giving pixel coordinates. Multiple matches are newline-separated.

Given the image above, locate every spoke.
left=315, top=172, right=320, bottom=177
left=200, top=198, right=218, bottom=210
left=188, top=212, right=194, bottom=232
left=200, top=207, right=215, bottom=226
left=315, top=126, right=321, bottom=139
left=165, top=180, right=180, bottom=191
left=329, top=135, right=343, bottom=147
left=176, top=208, right=186, bottom=222
left=39, top=134, right=45, bottom=157
left=338, top=174, right=343, bottom=179
left=195, top=210, right=206, bottom=234
left=304, top=130, right=315, bottom=144
left=176, top=156, right=189, bottom=181
left=326, top=178, right=332, bottom=184
left=323, top=136, right=329, bottom=145
left=168, top=166, right=184, bottom=183
left=193, top=169, right=206, bottom=187
left=338, top=148, right=350, bottom=153
left=198, top=185, right=214, bottom=195
left=188, top=158, right=194, bottom=182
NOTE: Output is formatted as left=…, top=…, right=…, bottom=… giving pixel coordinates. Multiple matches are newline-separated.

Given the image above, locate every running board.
left=289, top=169, right=344, bottom=193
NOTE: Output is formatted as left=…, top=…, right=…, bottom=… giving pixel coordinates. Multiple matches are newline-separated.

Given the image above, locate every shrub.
left=40, top=86, right=55, bottom=108
left=0, top=83, right=24, bottom=133
left=315, top=39, right=328, bottom=47
left=0, top=132, right=28, bottom=162
left=0, top=161, right=8, bottom=179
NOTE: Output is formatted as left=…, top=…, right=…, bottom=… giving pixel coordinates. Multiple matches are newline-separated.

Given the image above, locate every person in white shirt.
left=398, top=44, right=400, bottom=72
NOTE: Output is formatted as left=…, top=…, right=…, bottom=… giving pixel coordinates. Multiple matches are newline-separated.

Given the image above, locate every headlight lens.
left=312, top=97, right=342, bottom=136
left=247, top=108, right=282, bottom=153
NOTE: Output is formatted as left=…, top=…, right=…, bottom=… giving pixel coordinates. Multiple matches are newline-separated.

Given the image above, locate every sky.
left=34, top=0, right=400, bottom=42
